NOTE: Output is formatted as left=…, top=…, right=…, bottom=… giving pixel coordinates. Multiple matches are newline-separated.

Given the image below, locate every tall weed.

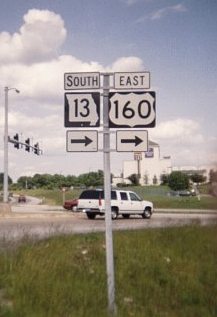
left=0, top=226, right=216, bottom=316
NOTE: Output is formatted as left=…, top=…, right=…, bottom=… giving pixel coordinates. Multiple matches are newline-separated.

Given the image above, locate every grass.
left=145, top=195, right=217, bottom=209
left=125, top=186, right=217, bottom=210
left=16, top=188, right=81, bottom=206
left=0, top=225, right=216, bottom=316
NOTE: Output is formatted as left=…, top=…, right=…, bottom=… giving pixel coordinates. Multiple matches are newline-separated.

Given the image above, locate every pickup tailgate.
left=78, top=198, right=103, bottom=212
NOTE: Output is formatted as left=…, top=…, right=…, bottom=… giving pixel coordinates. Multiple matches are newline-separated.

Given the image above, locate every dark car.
left=178, top=190, right=192, bottom=196
left=18, top=195, right=26, bottom=203
left=170, top=189, right=195, bottom=197
left=63, top=199, right=78, bottom=211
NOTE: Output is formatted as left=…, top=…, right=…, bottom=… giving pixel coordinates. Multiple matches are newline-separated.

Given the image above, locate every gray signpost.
left=103, top=73, right=116, bottom=314
left=64, top=72, right=116, bottom=314
left=64, top=71, right=156, bottom=315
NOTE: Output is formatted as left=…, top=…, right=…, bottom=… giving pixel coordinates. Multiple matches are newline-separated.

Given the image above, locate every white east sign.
left=114, top=72, right=150, bottom=89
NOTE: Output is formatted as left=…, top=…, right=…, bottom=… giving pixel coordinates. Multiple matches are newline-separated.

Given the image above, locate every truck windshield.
left=129, top=192, right=142, bottom=201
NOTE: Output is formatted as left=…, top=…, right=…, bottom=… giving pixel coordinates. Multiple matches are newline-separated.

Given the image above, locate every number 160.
left=113, top=100, right=152, bottom=119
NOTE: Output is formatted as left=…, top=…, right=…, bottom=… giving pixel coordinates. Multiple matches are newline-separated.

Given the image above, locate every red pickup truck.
left=63, top=198, right=78, bottom=211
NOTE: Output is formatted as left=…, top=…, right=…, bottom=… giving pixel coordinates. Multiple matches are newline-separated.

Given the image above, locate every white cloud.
left=0, top=9, right=144, bottom=102
left=152, top=118, right=204, bottom=144
left=8, top=111, right=60, bottom=133
left=136, top=3, right=187, bottom=23
left=108, top=56, right=144, bottom=72
left=0, top=9, right=66, bottom=64
left=121, top=0, right=153, bottom=5
left=121, top=0, right=140, bottom=6
left=0, top=54, right=143, bottom=102
left=149, top=118, right=217, bottom=167
left=150, top=4, right=187, bottom=20
left=0, top=56, right=105, bottom=100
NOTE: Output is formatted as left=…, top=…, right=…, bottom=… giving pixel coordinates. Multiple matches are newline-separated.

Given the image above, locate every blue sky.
left=0, top=0, right=216, bottom=180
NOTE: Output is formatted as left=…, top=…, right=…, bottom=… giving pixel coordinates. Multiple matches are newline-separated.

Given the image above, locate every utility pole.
left=3, top=87, right=9, bottom=203
left=3, top=87, right=20, bottom=203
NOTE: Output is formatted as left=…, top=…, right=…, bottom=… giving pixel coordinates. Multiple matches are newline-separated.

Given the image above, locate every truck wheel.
left=86, top=212, right=96, bottom=220
left=111, top=208, right=118, bottom=220
left=142, top=208, right=152, bottom=219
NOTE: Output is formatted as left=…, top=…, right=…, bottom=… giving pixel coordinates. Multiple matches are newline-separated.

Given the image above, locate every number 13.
left=74, top=98, right=90, bottom=117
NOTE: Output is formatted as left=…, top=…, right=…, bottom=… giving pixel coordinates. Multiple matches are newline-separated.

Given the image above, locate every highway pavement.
left=0, top=200, right=216, bottom=241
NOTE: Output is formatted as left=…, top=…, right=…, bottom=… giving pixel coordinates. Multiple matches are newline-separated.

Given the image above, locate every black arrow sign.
left=71, top=136, right=92, bottom=146
left=121, top=136, right=143, bottom=146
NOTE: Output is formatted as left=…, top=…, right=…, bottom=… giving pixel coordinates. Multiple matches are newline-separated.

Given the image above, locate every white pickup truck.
left=77, top=189, right=153, bottom=220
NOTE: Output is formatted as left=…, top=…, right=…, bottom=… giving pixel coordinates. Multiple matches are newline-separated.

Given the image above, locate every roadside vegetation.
left=1, top=170, right=216, bottom=193
left=13, top=185, right=217, bottom=210
left=0, top=225, right=216, bottom=317
left=1, top=170, right=217, bottom=209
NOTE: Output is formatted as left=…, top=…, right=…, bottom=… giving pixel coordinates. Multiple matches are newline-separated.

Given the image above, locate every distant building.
left=172, top=166, right=211, bottom=182
left=112, top=141, right=214, bottom=187
left=122, top=141, right=172, bottom=186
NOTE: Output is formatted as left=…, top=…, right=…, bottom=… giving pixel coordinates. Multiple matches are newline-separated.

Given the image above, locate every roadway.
left=0, top=199, right=216, bottom=241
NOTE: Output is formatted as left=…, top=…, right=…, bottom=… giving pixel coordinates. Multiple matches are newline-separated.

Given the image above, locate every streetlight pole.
left=3, top=87, right=19, bottom=203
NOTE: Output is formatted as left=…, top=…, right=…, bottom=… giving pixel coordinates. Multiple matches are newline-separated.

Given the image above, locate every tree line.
left=127, top=170, right=213, bottom=191
left=0, top=169, right=216, bottom=191
left=0, top=170, right=104, bottom=190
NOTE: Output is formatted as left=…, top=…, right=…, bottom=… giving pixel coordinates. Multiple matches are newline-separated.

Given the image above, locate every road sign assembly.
left=64, top=71, right=156, bottom=315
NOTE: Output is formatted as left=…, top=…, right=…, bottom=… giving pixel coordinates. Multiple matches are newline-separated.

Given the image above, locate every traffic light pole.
left=8, top=136, right=42, bottom=155
left=103, top=73, right=116, bottom=315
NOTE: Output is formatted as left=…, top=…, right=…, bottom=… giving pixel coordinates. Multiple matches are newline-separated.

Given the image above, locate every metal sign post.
left=103, top=73, right=116, bottom=315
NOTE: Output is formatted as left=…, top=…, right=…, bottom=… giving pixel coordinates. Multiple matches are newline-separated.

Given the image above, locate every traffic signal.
left=34, top=143, right=40, bottom=155
left=13, top=133, right=19, bottom=149
left=25, top=138, right=30, bottom=152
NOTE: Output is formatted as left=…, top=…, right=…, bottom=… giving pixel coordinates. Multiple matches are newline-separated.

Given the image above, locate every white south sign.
left=109, top=91, right=156, bottom=128
left=64, top=72, right=100, bottom=90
